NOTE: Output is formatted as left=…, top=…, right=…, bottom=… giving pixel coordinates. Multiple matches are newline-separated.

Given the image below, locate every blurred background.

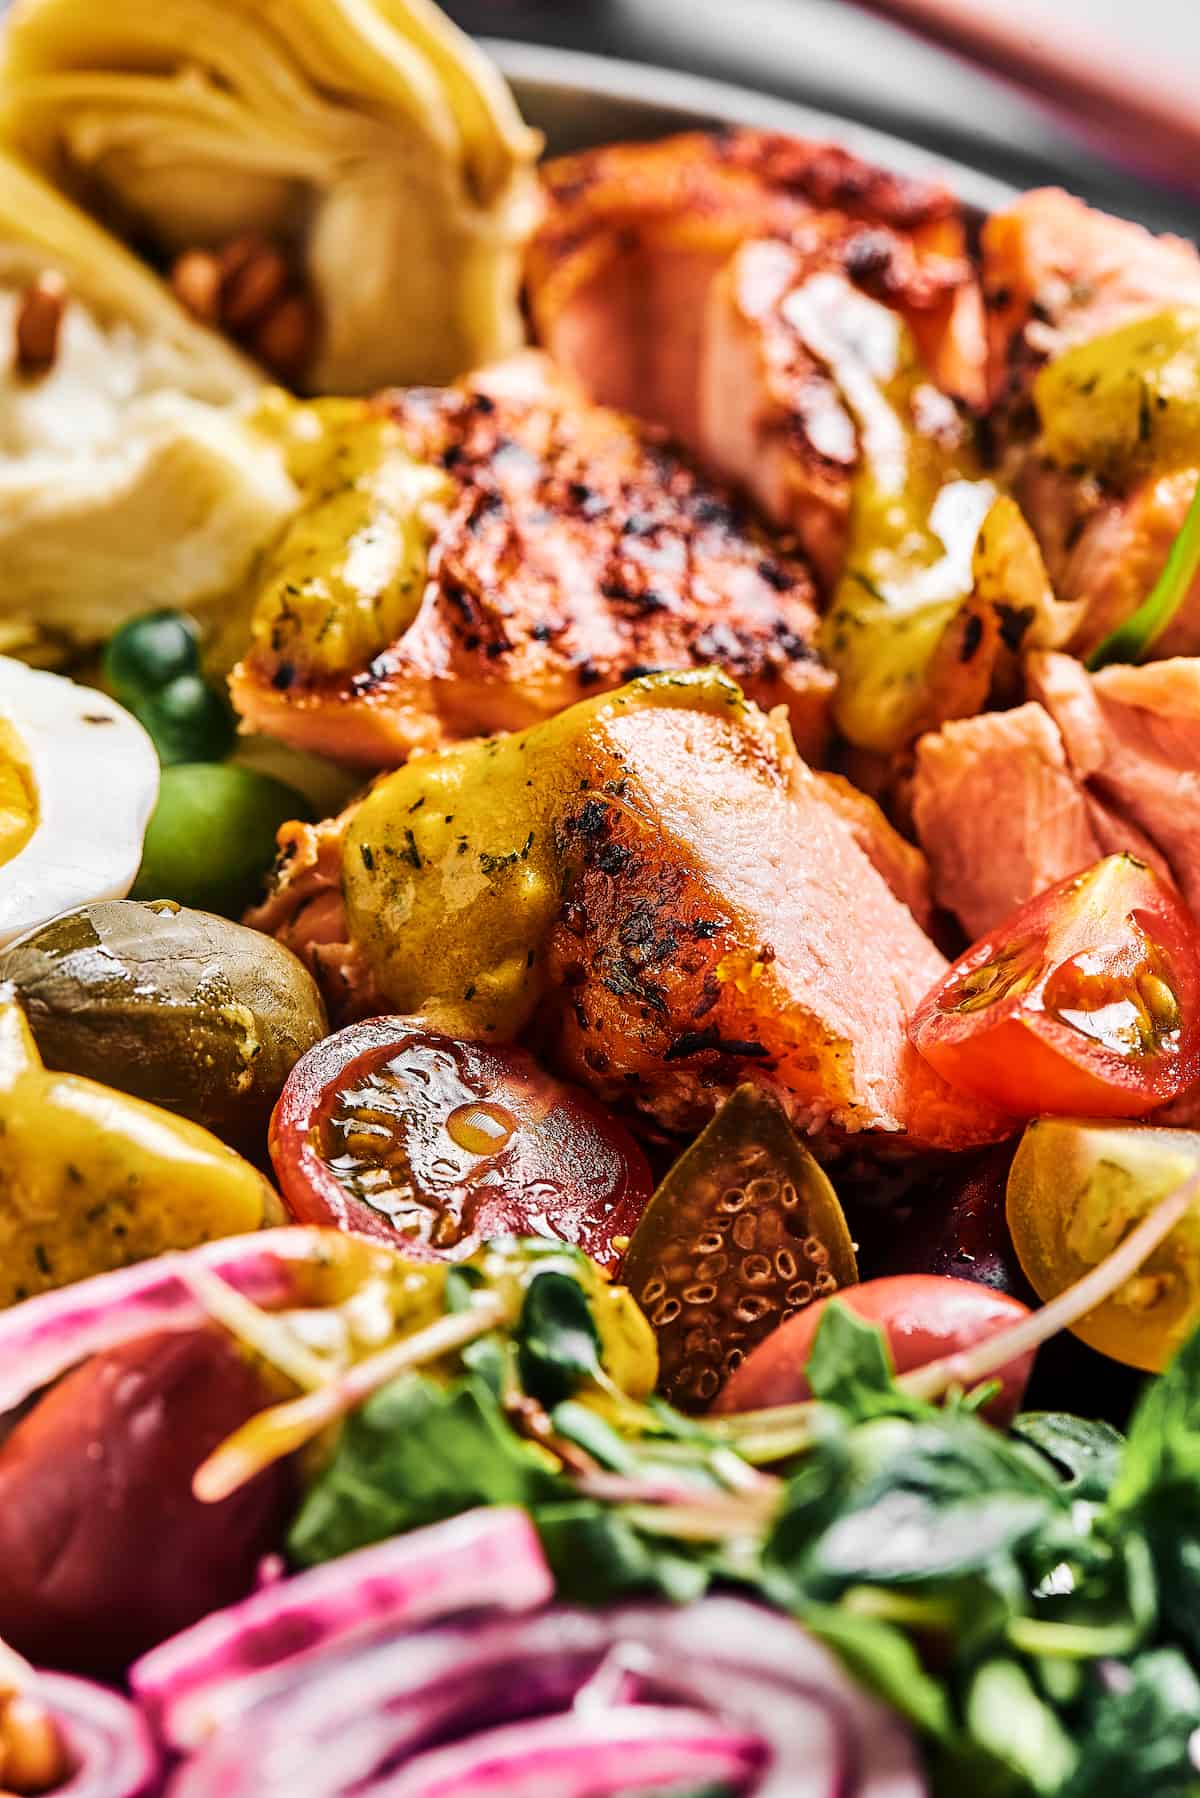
left=449, top=0, right=1200, bottom=235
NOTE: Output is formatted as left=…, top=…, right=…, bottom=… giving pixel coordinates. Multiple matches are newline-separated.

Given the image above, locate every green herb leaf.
left=288, top=1373, right=564, bottom=1566
left=803, top=1602, right=954, bottom=1738
left=517, top=1268, right=605, bottom=1406
left=966, top=1658, right=1079, bottom=1794
left=803, top=1302, right=906, bottom=1419
left=1061, top=1649, right=1200, bottom=1798
left=1087, top=475, right=1200, bottom=670
left=1013, top=1414, right=1126, bottom=1502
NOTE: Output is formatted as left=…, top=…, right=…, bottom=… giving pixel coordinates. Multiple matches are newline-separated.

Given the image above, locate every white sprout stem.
left=178, top=1263, right=332, bottom=1392
left=899, top=1171, right=1200, bottom=1404
left=193, top=1290, right=513, bottom=1504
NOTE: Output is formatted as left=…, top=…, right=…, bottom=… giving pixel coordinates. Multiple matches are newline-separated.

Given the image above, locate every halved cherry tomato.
left=711, top=1274, right=1034, bottom=1425
left=1007, top=1116, right=1200, bottom=1372
left=270, top=1019, right=653, bottom=1269
left=910, top=855, right=1200, bottom=1118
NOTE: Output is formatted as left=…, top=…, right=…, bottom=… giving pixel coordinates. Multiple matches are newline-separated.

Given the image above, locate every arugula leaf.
left=517, top=1268, right=604, bottom=1406
left=288, top=1373, right=564, bottom=1566
left=812, top=1487, right=1052, bottom=1590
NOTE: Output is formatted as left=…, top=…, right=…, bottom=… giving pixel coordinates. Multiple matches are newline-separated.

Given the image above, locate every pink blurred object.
left=856, top=0, right=1200, bottom=199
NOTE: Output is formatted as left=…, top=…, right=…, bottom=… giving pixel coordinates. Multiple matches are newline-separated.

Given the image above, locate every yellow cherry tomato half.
left=1006, top=1116, right=1200, bottom=1371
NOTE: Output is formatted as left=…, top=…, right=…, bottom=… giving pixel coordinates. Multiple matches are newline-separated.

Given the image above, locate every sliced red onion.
left=165, top=1598, right=926, bottom=1798
left=132, top=1509, right=553, bottom=1750
left=36, top=1673, right=159, bottom=1798
left=0, top=1229, right=379, bottom=1416
left=373, top=1704, right=766, bottom=1797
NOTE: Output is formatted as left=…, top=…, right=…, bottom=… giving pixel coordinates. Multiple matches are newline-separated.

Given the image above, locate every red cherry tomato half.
left=270, top=1019, right=653, bottom=1269
left=909, top=854, right=1200, bottom=1119
left=711, top=1274, right=1035, bottom=1426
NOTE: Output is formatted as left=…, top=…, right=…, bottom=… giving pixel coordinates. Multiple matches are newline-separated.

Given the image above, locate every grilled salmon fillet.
left=527, top=131, right=985, bottom=580
left=981, top=189, right=1200, bottom=658
left=530, top=128, right=984, bottom=431
left=251, top=672, right=1003, bottom=1153
left=232, top=353, right=833, bottom=766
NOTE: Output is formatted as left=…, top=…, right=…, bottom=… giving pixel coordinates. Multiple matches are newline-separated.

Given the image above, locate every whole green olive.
left=133, top=763, right=309, bottom=918
left=0, top=900, right=328, bottom=1155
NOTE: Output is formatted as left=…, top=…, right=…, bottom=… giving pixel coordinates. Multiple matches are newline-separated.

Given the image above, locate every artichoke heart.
left=0, top=0, right=542, bottom=393
left=0, top=147, right=298, bottom=659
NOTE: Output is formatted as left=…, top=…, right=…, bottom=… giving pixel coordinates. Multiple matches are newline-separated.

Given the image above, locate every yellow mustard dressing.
left=1034, top=307, right=1200, bottom=483
left=342, top=670, right=747, bottom=1040
left=797, top=272, right=994, bottom=752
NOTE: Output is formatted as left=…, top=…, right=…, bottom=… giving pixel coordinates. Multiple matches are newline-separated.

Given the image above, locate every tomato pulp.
left=910, top=855, right=1200, bottom=1119
left=270, top=1019, right=653, bottom=1269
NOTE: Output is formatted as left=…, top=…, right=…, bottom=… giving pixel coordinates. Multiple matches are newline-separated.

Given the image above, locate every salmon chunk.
left=982, top=187, right=1200, bottom=411
left=232, top=353, right=833, bottom=766
left=253, top=674, right=1001, bottom=1152
left=981, top=189, right=1200, bottom=658
left=1029, top=651, right=1200, bottom=915
left=912, top=701, right=1104, bottom=939
left=911, top=652, right=1199, bottom=937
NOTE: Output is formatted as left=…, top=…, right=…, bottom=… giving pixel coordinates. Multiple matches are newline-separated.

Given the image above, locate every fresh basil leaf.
left=1013, top=1414, right=1126, bottom=1502
left=966, top=1658, right=1079, bottom=1794
left=288, top=1373, right=565, bottom=1566
left=460, top=1331, right=507, bottom=1397
left=1107, top=1332, right=1200, bottom=1661
left=518, top=1267, right=605, bottom=1405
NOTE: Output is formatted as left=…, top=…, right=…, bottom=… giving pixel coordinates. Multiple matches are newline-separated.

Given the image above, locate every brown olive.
left=0, top=899, right=327, bottom=1154
left=0, top=1330, right=294, bottom=1678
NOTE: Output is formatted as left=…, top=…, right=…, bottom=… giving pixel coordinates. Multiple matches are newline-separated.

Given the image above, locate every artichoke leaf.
left=0, top=143, right=255, bottom=403
left=0, top=146, right=296, bottom=658
left=0, top=0, right=543, bottom=392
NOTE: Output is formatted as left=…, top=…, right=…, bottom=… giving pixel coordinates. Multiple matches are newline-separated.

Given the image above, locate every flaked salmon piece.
left=255, top=675, right=1002, bottom=1151
left=1029, top=650, right=1200, bottom=914
left=526, top=130, right=985, bottom=561
left=1017, top=460, right=1200, bottom=662
left=981, top=189, right=1200, bottom=657
left=813, top=770, right=934, bottom=931
left=232, top=353, right=833, bottom=767
left=911, top=653, right=1187, bottom=937
left=247, top=811, right=384, bottom=1023
left=912, top=702, right=1104, bottom=939
left=981, top=187, right=1200, bottom=411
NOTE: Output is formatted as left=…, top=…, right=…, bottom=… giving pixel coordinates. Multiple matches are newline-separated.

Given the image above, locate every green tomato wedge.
left=133, top=764, right=310, bottom=918
left=620, top=1083, right=858, bottom=1411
